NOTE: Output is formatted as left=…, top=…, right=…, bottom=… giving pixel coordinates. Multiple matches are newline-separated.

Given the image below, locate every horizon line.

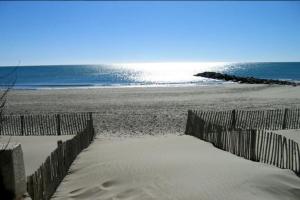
left=1, top=61, right=300, bottom=67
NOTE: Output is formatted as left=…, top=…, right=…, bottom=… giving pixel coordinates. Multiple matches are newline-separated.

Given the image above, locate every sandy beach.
left=52, top=135, right=300, bottom=200
left=6, top=84, right=300, bottom=136
left=3, top=84, right=300, bottom=199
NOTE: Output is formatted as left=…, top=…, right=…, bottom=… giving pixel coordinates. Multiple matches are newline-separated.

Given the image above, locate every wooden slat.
left=187, top=109, right=300, bottom=177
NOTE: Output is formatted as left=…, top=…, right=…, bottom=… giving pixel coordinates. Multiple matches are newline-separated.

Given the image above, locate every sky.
left=0, top=1, right=300, bottom=66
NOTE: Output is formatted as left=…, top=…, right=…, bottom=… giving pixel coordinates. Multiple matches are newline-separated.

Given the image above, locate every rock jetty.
left=195, top=72, right=298, bottom=86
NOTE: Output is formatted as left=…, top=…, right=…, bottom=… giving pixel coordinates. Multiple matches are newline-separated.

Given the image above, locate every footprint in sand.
left=69, top=186, right=105, bottom=199
left=102, top=180, right=118, bottom=188
left=69, top=188, right=84, bottom=194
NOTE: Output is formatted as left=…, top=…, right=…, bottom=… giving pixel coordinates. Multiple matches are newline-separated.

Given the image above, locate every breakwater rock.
left=195, top=72, right=299, bottom=86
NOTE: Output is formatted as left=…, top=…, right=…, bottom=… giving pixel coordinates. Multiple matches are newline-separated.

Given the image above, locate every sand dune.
left=0, top=136, right=72, bottom=175
left=52, top=135, right=300, bottom=200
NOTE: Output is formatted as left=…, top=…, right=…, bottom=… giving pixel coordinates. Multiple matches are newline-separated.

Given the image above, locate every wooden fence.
left=0, top=113, right=91, bottom=136
left=185, top=110, right=300, bottom=177
left=26, top=119, right=95, bottom=200
left=194, top=108, right=300, bottom=130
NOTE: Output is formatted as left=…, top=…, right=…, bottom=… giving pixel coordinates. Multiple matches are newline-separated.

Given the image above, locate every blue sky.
left=0, top=1, right=299, bottom=66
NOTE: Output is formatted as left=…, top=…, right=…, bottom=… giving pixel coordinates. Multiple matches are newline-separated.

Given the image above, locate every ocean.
left=0, top=62, right=299, bottom=89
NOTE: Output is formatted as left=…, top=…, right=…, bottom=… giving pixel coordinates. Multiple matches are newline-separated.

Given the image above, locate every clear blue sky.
left=0, top=1, right=300, bottom=66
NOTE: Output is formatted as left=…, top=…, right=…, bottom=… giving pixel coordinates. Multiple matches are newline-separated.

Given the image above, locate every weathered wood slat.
left=185, top=109, right=300, bottom=178
left=0, top=113, right=94, bottom=136
left=26, top=118, right=95, bottom=200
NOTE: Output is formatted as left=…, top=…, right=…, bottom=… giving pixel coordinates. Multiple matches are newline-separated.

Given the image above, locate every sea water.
left=0, top=62, right=299, bottom=89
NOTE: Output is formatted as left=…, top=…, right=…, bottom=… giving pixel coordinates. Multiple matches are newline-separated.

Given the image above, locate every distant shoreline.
left=4, top=82, right=229, bottom=90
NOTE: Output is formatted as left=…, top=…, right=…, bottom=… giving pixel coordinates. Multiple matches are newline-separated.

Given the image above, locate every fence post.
left=282, top=108, right=288, bottom=129
left=89, top=112, right=93, bottom=127
left=231, top=109, right=236, bottom=130
left=56, top=114, right=61, bottom=136
left=216, top=126, right=222, bottom=148
left=57, top=140, right=62, bottom=147
left=0, top=144, right=27, bottom=199
left=185, top=110, right=191, bottom=135
left=0, top=116, right=2, bottom=135
left=88, top=112, right=94, bottom=139
left=250, top=129, right=257, bottom=161
left=20, top=116, right=24, bottom=136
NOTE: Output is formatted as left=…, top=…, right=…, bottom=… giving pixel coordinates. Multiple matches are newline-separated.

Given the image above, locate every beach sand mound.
left=271, top=129, right=300, bottom=144
left=52, top=135, right=300, bottom=200
left=0, top=136, right=73, bottom=175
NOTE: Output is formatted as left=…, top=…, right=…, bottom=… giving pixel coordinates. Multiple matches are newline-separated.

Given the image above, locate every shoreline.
left=6, top=82, right=228, bottom=91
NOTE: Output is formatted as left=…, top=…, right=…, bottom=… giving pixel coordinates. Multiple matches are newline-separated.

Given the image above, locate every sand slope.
left=0, top=136, right=72, bottom=175
left=272, top=129, right=300, bottom=144
left=52, top=135, right=300, bottom=200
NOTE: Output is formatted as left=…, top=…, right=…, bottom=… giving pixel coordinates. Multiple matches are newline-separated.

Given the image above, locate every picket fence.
left=0, top=113, right=91, bottom=135
left=185, top=110, right=300, bottom=177
left=26, top=119, right=95, bottom=200
left=195, top=108, right=300, bottom=130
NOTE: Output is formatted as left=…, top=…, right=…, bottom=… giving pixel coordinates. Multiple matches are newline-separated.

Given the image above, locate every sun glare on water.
left=112, top=62, right=231, bottom=84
